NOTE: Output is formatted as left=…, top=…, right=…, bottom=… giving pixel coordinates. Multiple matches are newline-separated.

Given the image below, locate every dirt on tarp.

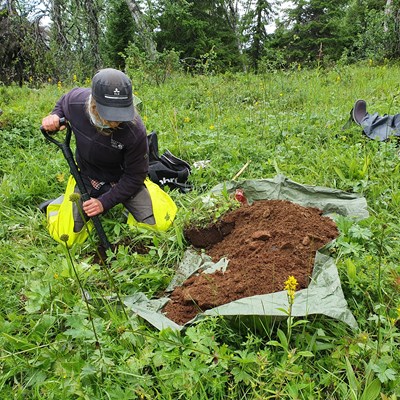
left=162, top=199, right=339, bottom=325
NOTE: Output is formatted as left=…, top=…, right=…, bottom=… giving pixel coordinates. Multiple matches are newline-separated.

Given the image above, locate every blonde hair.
left=86, top=95, right=136, bottom=135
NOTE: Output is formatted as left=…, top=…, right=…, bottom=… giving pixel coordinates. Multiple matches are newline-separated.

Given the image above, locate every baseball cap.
left=92, top=68, right=135, bottom=122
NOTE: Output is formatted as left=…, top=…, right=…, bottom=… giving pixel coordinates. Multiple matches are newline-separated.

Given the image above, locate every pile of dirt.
left=162, top=199, right=339, bottom=325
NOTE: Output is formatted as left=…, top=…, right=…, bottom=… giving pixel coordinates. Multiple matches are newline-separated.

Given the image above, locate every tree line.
left=1, top=0, right=398, bottom=86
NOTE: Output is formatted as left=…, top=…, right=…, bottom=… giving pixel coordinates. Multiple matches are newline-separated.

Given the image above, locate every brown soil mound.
left=162, top=199, right=339, bottom=325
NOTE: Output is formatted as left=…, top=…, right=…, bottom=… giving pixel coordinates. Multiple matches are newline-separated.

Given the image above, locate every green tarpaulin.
left=124, top=175, right=368, bottom=331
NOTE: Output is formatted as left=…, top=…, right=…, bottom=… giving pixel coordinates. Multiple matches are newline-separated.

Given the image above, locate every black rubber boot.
left=352, top=99, right=367, bottom=125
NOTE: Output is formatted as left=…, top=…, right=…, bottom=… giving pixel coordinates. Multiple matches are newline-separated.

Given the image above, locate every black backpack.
left=147, top=131, right=192, bottom=193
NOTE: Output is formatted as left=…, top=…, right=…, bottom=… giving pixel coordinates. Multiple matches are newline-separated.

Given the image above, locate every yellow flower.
left=57, top=81, right=62, bottom=89
left=397, top=305, right=400, bottom=319
left=56, top=173, right=65, bottom=183
left=284, top=275, right=298, bottom=304
left=73, top=74, right=77, bottom=83
left=209, top=124, right=215, bottom=130
left=184, top=116, right=190, bottom=123
left=357, top=332, right=368, bottom=343
left=143, top=115, right=148, bottom=123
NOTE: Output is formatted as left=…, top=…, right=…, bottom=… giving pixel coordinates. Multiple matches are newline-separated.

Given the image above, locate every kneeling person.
left=41, top=68, right=155, bottom=234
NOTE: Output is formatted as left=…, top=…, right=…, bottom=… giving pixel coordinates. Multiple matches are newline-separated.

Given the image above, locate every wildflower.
left=85, top=77, right=91, bottom=85
left=143, top=115, right=148, bottom=123
left=69, top=193, right=81, bottom=202
left=336, top=76, right=341, bottom=82
left=184, top=116, right=190, bottom=123
left=209, top=124, right=215, bottom=130
left=48, top=77, right=52, bottom=83
left=73, top=74, right=77, bottom=83
left=54, top=273, right=59, bottom=279
left=397, top=305, right=400, bottom=319
left=369, top=59, right=373, bottom=66
left=193, top=160, right=211, bottom=169
left=280, top=93, right=283, bottom=97
left=357, top=332, right=369, bottom=343
left=284, top=275, right=298, bottom=304
left=56, top=173, right=65, bottom=183
left=57, top=81, right=62, bottom=90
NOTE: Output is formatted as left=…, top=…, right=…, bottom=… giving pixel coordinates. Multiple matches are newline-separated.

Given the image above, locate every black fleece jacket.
left=52, top=87, right=149, bottom=212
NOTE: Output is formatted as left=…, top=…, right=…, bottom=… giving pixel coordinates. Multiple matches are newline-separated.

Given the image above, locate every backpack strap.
left=147, top=131, right=160, bottom=163
left=161, top=150, right=191, bottom=170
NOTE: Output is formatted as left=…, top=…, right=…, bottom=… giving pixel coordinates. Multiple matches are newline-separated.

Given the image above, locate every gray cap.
left=92, top=68, right=135, bottom=122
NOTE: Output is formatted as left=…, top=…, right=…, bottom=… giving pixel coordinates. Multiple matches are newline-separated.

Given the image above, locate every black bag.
left=147, top=132, right=192, bottom=193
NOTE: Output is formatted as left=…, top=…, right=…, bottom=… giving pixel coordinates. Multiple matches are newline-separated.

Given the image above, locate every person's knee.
left=124, top=186, right=155, bottom=225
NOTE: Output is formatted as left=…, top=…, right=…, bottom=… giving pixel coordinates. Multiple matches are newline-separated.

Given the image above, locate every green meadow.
left=0, top=63, right=399, bottom=399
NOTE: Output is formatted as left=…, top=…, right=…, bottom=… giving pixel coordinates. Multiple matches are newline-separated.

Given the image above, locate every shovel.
left=40, top=118, right=111, bottom=250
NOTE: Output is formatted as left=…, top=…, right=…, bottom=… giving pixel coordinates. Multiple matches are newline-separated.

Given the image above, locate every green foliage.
left=179, top=187, right=240, bottom=229
left=0, top=8, right=49, bottom=85
left=100, top=0, right=136, bottom=69
left=1, top=65, right=400, bottom=398
left=156, top=0, right=243, bottom=72
left=124, top=44, right=181, bottom=86
left=5, top=0, right=400, bottom=85
left=269, top=0, right=352, bottom=66
left=241, top=0, right=273, bottom=71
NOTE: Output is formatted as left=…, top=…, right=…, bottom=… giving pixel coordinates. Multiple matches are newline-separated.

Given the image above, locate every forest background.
left=2, top=0, right=400, bottom=85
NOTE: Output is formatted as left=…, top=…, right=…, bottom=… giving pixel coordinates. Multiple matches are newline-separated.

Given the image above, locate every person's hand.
left=41, top=114, right=65, bottom=132
left=83, top=198, right=104, bottom=217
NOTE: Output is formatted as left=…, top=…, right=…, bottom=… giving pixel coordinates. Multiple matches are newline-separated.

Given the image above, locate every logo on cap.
left=104, top=88, right=128, bottom=100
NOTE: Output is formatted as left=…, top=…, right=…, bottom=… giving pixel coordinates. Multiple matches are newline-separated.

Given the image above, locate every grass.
left=0, top=62, right=400, bottom=399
